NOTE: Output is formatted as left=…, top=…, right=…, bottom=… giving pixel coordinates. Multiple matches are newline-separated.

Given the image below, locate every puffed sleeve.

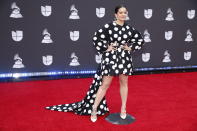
left=92, top=24, right=109, bottom=54
left=128, top=27, right=144, bottom=52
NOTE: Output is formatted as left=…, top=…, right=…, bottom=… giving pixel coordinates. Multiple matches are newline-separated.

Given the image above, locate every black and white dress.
left=45, top=21, right=145, bottom=116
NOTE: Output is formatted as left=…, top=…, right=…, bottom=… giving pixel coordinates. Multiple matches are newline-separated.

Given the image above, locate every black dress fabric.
left=45, top=21, right=144, bottom=115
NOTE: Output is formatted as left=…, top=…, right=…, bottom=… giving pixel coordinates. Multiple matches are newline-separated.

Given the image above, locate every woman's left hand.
left=122, top=44, right=132, bottom=51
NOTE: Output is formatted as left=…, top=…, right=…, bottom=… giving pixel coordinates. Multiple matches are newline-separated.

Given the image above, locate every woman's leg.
left=119, top=74, right=128, bottom=113
left=91, top=75, right=113, bottom=122
left=92, top=75, right=114, bottom=109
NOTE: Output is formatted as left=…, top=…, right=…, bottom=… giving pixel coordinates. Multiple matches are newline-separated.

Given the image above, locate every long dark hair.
left=115, top=5, right=127, bottom=14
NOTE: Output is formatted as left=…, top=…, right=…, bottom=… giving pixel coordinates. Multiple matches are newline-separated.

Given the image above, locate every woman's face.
left=115, top=7, right=128, bottom=21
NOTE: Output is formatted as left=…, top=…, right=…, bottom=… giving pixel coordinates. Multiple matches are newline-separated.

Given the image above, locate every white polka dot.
left=128, top=31, right=131, bottom=35
left=127, top=64, right=131, bottom=68
left=86, top=104, right=90, bottom=107
left=119, top=31, right=122, bottom=34
left=134, top=34, right=139, bottom=38
left=84, top=109, right=86, bottom=113
left=93, top=37, right=97, bottom=40
left=98, top=42, right=102, bottom=46
left=99, top=29, right=103, bottom=32
left=97, top=111, right=101, bottom=115
left=109, top=30, right=112, bottom=34
left=87, top=91, right=90, bottom=95
left=122, top=28, right=126, bottom=31
left=131, top=39, right=135, bottom=42
left=104, top=70, right=108, bottom=74
left=90, top=99, right=94, bottom=103
left=101, top=34, right=105, bottom=38
left=105, top=58, right=109, bottom=62
left=118, top=37, right=121, bottom=41
left=123, top=34, right=128, bottom=39
left=114, top=27, right=118, bottom=31
left=96, top=46, right=100, bottom=50
left=118, top=64, right=123, bottom=69
left=115, top=70, right=119, bottom=74
left=126, top=26, right=130, bottom=29
left=88, top=110, right=92, bottom=114
left=105, top=52, right=109, bottom=56
left=121, top=40, right=126, bottom=44
left=112, top=55, right=116, bottom=59
left=114, top=34, right=118, bottom=38
left=123, top=69, right=127, bottom=73
left=104, top=24, right=109, bottom=28
left=100, top=105, right=104, bottom=109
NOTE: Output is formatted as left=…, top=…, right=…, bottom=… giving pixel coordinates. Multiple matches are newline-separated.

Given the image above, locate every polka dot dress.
left=93, top=21, right=145, bottom=76
left=45, top=21, right=144, bottom=116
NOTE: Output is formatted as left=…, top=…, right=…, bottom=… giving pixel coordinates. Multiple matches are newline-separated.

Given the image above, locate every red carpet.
left=0, top=72, right=197, bottom=131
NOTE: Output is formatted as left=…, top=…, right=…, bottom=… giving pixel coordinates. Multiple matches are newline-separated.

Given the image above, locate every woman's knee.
left=119, top=75, right=128, bottom=87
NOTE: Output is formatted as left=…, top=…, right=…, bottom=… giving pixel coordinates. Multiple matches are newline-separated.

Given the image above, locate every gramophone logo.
left=10, top=2, right=23, bottom=18
left=69, top=52, right=80, bottom=66
left=144, top=9, right=153, bottom=19
left=12, top=53, right=25, bottom=68
left=41, top=29, right=53, bottom=43
left=162, top=50, right=171, bottom=63
left=69, top=4, right=80, bottom=19
left=41, top=5, right=52, bottom=17
left=70, top=31, right=79, bottom=41
left=96, top=7, right=105, bottom=18
left=144, top=29, right=151, bottom=42
left=187, top=10, right=195, bottom=19
left=95, top=54, right=102, bottom=64
left=184, top=51, right=191, bottom=61
left=12, top=30, right=23, bottom=42
left=165, top=31, right=173, bottom=40
left=185, top=29, right=193, bottom=42
left=43, top=55, right=53, bottom=66
left=165, top=8, right=174, bottom=21
left=142, top=53, right=150, bottom=62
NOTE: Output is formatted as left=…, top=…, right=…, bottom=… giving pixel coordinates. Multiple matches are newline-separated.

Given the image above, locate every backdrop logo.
left=144, top=9, right=153, bottom=19
left=187, top=10, right=195, bottom=19
left=162, top=50, right=171, bottom=63
left=184, top=51, right=191, bottom=60
left=69, top=5, right=80, bottom=19
left=12, top=30, right=23, bottom=42
left=165, top=8, right=174, bottom=21
left=42, top=29, right=53, bottom=43
left=142, top=53, right=150, bottom=62
left=95, top=54, right=102, bottom=64
left=13, top=53, right=25, bottom=68
left=185, top=29, right=193, bottom=42
left=96, top=7, right=105, bottom=18
left=144, top=29, right=151, bottom=42
left=10, top=2, right=23, bottom=18
left=41, top=5, right=52, bottom=17
left=69, top=52, right=80, bottom=66
left=43, top=55, right=53, bottom=66
left=70, top=31, right=79, bottom=41
left=165, top=31, right=173, bottom=40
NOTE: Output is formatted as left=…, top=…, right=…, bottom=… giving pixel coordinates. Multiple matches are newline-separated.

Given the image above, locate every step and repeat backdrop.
left=0, top=0, right=196, bottom=78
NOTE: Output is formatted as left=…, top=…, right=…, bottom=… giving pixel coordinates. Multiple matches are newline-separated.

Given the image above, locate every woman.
left=45, top=5, right=144, bottom=123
